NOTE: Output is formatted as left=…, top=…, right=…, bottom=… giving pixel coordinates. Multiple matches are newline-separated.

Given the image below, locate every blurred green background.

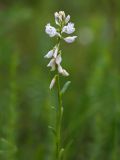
left=0, top=0, right=120, bottom=160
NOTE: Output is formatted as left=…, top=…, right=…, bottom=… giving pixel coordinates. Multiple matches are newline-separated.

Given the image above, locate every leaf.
left=48, top=126, right=56, bottom=136
left=51, top=106, right=56, bottom=112
left=59, top=148, right=64, bottom=159
left=61, top=81, right=71, bottom=95
left=0, top=138, right=17, bottom=154
left=63, top=140, right=74, bottom=160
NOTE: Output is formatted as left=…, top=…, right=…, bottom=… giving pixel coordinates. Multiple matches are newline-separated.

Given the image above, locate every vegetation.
left=0, top=0, right=120, bottom=160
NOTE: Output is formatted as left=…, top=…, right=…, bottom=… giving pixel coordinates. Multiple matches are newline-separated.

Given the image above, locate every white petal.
left=54, top=12, right=60, bottom=25
left=69, top=22, right=74, bottom=27
left=64, top=36, right=77, bottom=43
left=54, top=12, right=59, bottom=19
left=56, top=54, right=62, bottom=65
left=58, top=65, right=63, bottom=74
left=65, top=15, right=70, bottom=24
left=62, top=22, right=75, bottom=34
left=47, top=59, right=56, bottom=71
left=62, top=69, right=69, bottom=76
left=59, top=11, right=65, bottom=19
left=51, top=65, right=56, bottom=71
left=45, top=23, right=57, bottom=37
left=55, top=19, right=60, bottom=25
left=44, top=50, right=54, bottom=58
left=47, top=59, right=54, bottom=67
left=53, top=47, right=58, bottom=58
left=49, top=76, right=56, bottom=90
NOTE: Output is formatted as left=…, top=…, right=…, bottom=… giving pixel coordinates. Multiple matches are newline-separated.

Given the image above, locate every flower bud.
left=49, top=76, right=56, bottom=89
left=65, top=15, right=70, bottom=24
left=59, top=11, right=66, bottom=20
left=64, top=36, right=77, bottom=43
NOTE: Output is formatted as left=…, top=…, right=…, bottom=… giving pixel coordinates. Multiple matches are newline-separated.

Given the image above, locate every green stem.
left=56, top=74, right=63, bottom=160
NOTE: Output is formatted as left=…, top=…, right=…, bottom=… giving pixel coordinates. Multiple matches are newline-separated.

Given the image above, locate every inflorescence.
left=44, top=11, right=77, bottom=89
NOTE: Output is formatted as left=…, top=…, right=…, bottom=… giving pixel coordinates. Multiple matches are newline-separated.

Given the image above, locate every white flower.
left=62, top=69, right=69, bottom=76
left=62, top=23, right=75, bottom=34
left=44, top=46, right=58, bottom=59
left=56, top=54, right=62, bottom=65
left=44, top=50, right=54, bottom=58
left=64, top=36, right=77, bottom=43
left=47, top=59, right=56, bottom=71
left=59, top=11, right=65, bottom=20
left=58, top=65, right=63, bottom=74
left=45, top=23, right=57, bottom=37
left=58, top=65, right=69, bottom=76
left=45, top=11, right=77, bottom=83
left=49, top=76, right=56, bottom=90
left=54, top=12, right=60, bottom=25
left=65, top=15, right=70, bottom=24
left=53, top=47, right=58, bottom=58
left=54, top=11, right=66, bottom=25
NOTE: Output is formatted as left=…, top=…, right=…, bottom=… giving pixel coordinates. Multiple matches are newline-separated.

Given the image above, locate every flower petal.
left=56, top=54, right=62, bottom=65
left=45, top=23, right=57, bottom=37
left=44, top=50, right=54, bottom=58
left=64, top=36, right=77, bottom=43
left=65, top=15, right=70, bottom=24
left=62, top=69, right=69, bottom=76
left=49, top=76, right=56, bottom=90
left=58, top=65, right=63, bottom=74
left=53, top=47, right=58, bottom=58
left=59, top=11, right=65, bottom=21
left=47, top=59, right=56, bottom=71
left=62, top=22, right=75, bottom=34
left=47, top=59, right=54, bottom=67
left=54, top=12, right=60, bottom=25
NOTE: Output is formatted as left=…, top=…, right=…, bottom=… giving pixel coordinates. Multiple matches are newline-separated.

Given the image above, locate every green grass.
left=0, top=0, right=120, bottom=160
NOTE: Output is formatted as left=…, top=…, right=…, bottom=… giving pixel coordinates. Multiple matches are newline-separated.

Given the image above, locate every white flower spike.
left=44, top=11, right=77, bottom=88
left=64, top=36, right=77, bottom=43
left=44, top=12, right=77, bottom=160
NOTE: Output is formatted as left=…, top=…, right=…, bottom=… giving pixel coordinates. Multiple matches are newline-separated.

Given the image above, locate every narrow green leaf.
left=0, top=138, right=17, bottom=153
left=59, top=148, right=64, bottom=159
left=51, top=106, right=56, bottom=112
left=63, top=140, right=74, bottom=160
left=61, top=81, right=71, bottom=95
left=48, top=126, right=56, bottom=136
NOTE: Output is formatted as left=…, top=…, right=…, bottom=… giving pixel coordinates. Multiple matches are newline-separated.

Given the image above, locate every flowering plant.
left=44, top=11, right=77, bottom=160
